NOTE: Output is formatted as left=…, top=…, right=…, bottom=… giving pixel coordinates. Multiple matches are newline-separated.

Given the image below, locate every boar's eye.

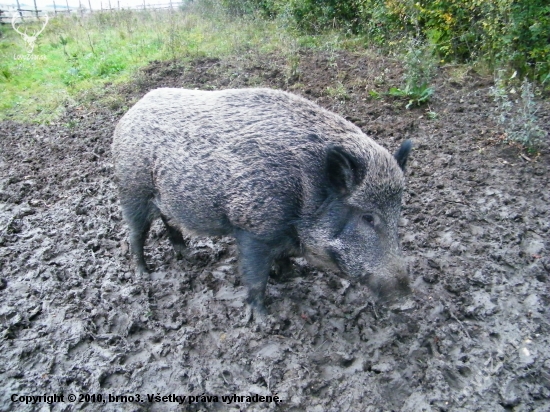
left=362, top=214, right=375, bottom=225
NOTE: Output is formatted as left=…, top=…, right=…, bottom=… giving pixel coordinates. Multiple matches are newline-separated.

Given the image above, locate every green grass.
left=0, top=2, right=423, bottom=123
left=0, top=4, right=307, bottom=122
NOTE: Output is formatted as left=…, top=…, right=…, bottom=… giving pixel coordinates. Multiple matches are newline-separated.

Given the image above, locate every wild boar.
left=112, top=88, right=412, bottom=315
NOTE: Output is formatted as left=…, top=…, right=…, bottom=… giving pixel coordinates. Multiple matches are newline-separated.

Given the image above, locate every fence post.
left=53, top=0, right=57, bottom=15
left=16, top=0, right=22, bottom=18
left=65, top=0, right=70, bottom=14
left=108, top=0, right=112, bottom=12
left=88, top=0, right=92, bottom=13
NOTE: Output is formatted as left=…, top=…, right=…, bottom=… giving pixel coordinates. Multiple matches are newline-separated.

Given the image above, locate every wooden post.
left=66, top=0, right=70, bottom=14
left=88, top=0, right=92, bottom=13
left=108, top=0, right=112, bottom=12
left=53, top=0, right=57, bottom=15
left=16, top=0, right=22, bottom=18
left=33, top=0, right=38, bottom=18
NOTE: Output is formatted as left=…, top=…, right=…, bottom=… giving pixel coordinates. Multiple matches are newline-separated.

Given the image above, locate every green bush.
left=215, top=0, right=550, bottom=82
left=491, top=71, right=547, bottom=150
left=405, top=0, right=549, bottom=80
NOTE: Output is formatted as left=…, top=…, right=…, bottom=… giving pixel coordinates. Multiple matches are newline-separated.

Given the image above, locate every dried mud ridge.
left=1, top=50, right=549, bottom=411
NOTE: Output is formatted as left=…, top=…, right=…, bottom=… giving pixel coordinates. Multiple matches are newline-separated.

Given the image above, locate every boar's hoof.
left=134, top=261, right=149, bottom=277
left=242, top=304, right=269, bottom=326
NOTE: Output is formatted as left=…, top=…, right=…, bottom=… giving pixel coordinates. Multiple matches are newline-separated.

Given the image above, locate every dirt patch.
left=1, top=48, right=549, bottom=411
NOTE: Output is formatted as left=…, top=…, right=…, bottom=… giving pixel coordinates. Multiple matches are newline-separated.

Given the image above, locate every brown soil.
left=1, top=48, right=549, bottom=411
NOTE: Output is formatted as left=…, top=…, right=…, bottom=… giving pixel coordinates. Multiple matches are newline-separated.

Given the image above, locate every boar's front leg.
left=235, top=230, right=276, bottom=317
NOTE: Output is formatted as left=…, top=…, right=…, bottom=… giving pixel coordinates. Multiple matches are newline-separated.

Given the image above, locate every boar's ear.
left=325, top=146, right=365, bottom=195
left=394, top=139, right=413, bottom=171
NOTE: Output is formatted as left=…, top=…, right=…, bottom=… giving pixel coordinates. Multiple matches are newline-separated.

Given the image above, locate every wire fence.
left=0, top=0, right=185, bottom=23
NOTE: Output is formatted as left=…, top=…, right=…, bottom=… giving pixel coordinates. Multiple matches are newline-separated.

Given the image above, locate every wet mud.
left=1, top=49, right=549, bottom=411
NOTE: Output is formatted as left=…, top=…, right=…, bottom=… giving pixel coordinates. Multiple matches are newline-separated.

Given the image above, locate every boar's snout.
left=365, top=256, right=411, bottom=303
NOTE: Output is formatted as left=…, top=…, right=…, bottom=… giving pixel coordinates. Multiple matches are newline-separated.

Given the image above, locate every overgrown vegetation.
left=0, top=3, right=294, bottom=121
left=387, top=38, right=436, bottom=108
left=491, top=70, right=546, bottom=151
left=223, top=0, right=549, bottom=82
left=215, top=0, right=548, bottom=148
left=0, top=0, right=548, bottom=151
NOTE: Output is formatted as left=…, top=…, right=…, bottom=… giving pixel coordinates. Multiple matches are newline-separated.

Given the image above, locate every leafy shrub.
left=215, top=0, right=549, bottom=82
left=405, top=0, right=549, bottom=80
left=388, top=84, right=434, bottom=109
left=387, top=38, right=437, bottom=108
left=491, top=71, right=547, bottom=149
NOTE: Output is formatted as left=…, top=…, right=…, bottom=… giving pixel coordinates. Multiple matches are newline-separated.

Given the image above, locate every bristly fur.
left=112, top=88, right=411, bottom=314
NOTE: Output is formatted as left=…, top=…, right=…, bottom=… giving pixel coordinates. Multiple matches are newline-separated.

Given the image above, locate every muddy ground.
left=1, top=48, right=549, bottom=412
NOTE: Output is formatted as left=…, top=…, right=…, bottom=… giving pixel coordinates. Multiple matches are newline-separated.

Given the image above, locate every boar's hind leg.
left=120, top=194, right=156, bottom=274
left=160, top=215, right=186, bottom=259
left=235, top=230, right=276, bottom=316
